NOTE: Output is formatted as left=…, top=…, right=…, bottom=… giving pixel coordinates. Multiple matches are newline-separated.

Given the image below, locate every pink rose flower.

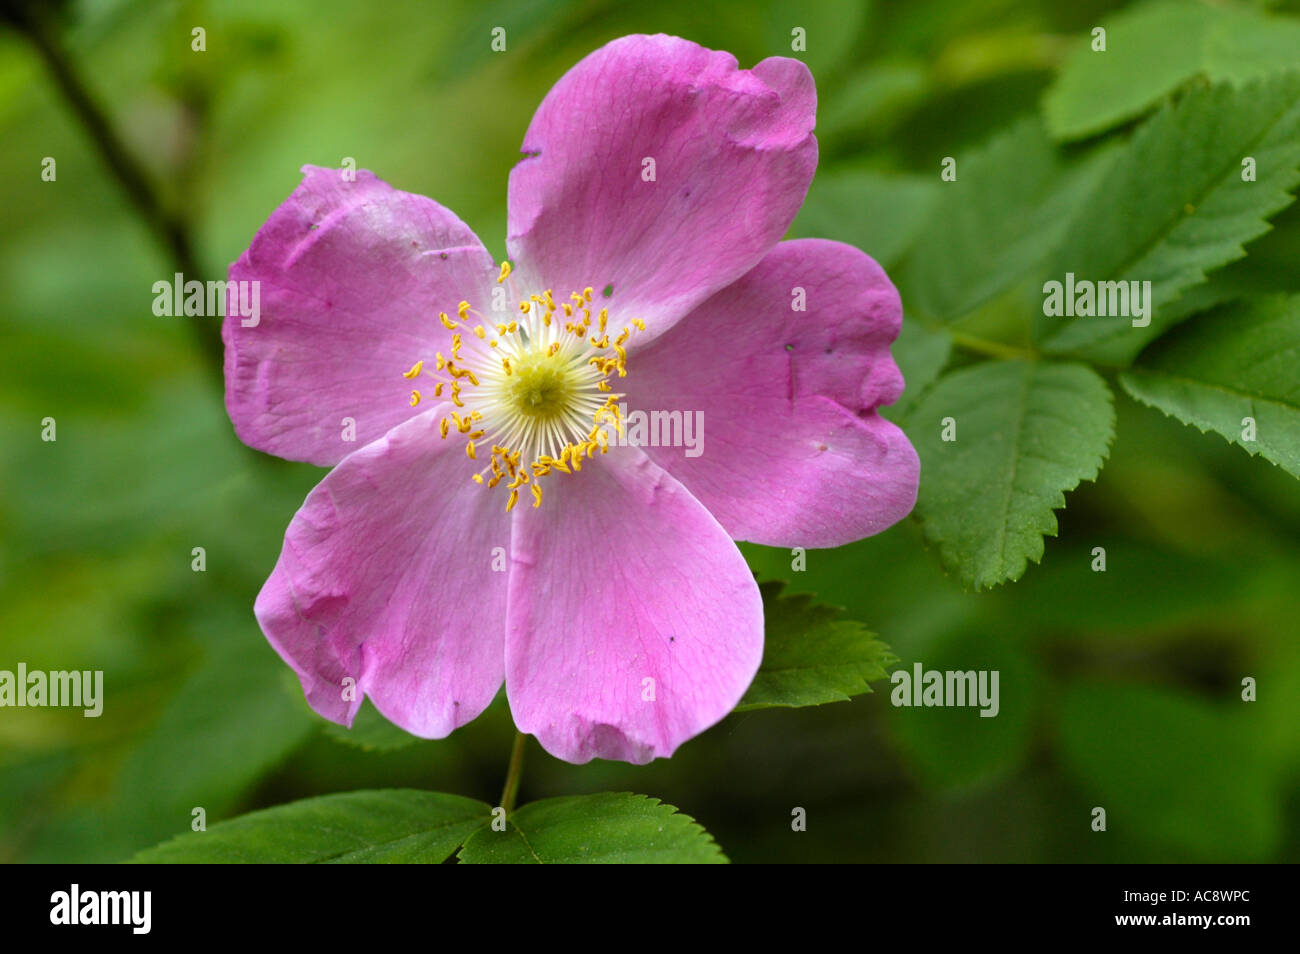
left=223, top=34, right=919, bottom=764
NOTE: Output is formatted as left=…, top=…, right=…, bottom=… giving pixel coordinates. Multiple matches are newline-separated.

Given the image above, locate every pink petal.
left=623, top=239, right=919, bottom=548
left=224, top=165, right=497, bottom=465
left=505, top=448, right=763, bottom=764
left=507, top=34, right=817, bottom=343
left=254, top=407, right=509, bottom=737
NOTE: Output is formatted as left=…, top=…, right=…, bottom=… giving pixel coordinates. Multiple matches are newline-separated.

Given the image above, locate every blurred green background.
left=2, top=0, right=1298, bottom=863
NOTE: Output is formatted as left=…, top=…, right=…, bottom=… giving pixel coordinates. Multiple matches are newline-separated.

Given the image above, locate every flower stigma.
left=401, top=261, right=645, bottom=511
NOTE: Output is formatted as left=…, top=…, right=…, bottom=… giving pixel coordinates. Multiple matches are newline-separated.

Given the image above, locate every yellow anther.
left=439, top=312, right=457, bottom=330
left=474, top=325, right=487, bottom=339
left=433, top=382, right=445, bottom=397
left=466, top=441, right=477, bottom=460
left=410, top=390, right=421, bottom=406
left=502, top=357, right=513, bottom=375
left=457, top=300, right=471, bottom=318
left=473, top=473, right=484, bottom=484
left=403, top=360, right=424, bottom=379
left=435, top=353, right=446, bottom=370
left=632, top=318, right=646, bottom=331
left=498, top=260, right=512, bottom=283
left=520, top=300, right=531, bottom=314
left=439, top=418, right=449, bottom=439
left=598, top=309, right=608, bottom=333
left=531, top=484, right=543, bottom=508
left=583, top=287, right=594, bottom=301
left=506, top=489, right=519, bottom=512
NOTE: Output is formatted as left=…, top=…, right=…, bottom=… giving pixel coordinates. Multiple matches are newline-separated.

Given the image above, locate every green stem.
left=949, top=330, right=1039, bottom=362
left=9, top=3, right=223, bottom=374
left=499, top=732, right=528, bottom=814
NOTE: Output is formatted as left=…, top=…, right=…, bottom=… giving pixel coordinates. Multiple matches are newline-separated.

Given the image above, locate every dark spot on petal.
left=602, top=283, right=614, bottom=298
left=817, top=444, right=828, bottom=452
left=440, top=252, right=448, bottom=259
left=785, top=343, right=795, bottom=351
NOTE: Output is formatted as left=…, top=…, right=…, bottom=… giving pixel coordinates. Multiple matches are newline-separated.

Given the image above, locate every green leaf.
left=906, top=360, right=1115, bottom=590
left=882, top=318, right=953, bottom=424
left=887, top=629, right=1040, bottom=790
left=111, top=616, right=317, bottom=849
left=736, top=582, right=895, bottom=711
left=1044, top=0, right=1300, bottom=142
left=1037, top=75, right=1300, bottom=364
left=759, top=0, right=869, bottom=76
left=130, top=790, right=492, bottom=863
left=791, top=169, right=939, bottom=270
left=1058, top=683, right=1279, bottom=860
left=459, top=793, right=726, bottom=864
left=1120, top=294, right=1300, bottom=478
left=897, top=117, right=1115, bottom=323
left=818, top=61, right=929, bottom=146
left=325, top=699, right=421, bottom=752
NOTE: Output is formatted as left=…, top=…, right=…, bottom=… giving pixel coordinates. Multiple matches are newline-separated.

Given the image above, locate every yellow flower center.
left=507, top=352, right=577, bottom=420
left=400, top=261, right=645, bottom=511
